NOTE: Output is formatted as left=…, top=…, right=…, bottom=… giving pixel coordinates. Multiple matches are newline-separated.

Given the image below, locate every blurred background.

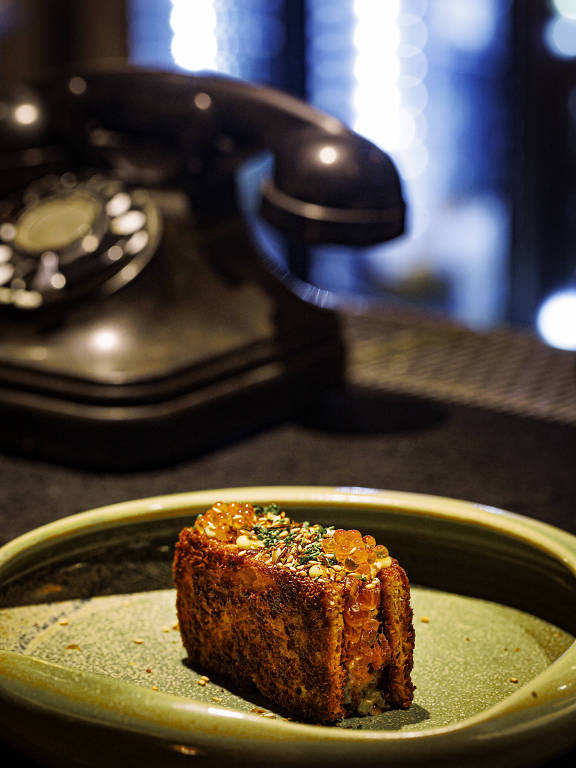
left=1, top=0, right=575, bottom=349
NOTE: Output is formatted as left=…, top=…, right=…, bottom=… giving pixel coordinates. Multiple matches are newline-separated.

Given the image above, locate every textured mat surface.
left=346, top=310, right=576, bottom=425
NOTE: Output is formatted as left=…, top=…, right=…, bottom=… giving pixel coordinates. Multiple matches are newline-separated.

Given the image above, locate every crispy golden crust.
left=174, top=524, right=414, bottom=723
left=378, top=561, right=415, bottom=708
left=174, top=527, right=348, bottom=722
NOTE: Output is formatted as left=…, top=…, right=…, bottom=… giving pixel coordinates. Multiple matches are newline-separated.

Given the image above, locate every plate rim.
left=2, top=484, right=576, bottom=568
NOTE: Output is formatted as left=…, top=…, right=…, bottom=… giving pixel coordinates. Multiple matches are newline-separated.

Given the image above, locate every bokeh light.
left=537, top=289, right=576, bottom=350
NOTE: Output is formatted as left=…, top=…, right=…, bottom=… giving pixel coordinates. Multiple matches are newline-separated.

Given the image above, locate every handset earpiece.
left=260, top=127, right=405, bottom=245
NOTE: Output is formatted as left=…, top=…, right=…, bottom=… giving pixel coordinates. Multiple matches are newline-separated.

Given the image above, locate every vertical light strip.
left=352, top=0, right=401, bottom=149
left=352, top=0, right=428, bottom=180
left=538, top=0, right=576, bottom=346
left=170, top=0, right=220, bottom=72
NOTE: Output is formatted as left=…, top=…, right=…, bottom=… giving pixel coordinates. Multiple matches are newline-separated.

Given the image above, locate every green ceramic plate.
left=0, top=487, right=575, bottom=768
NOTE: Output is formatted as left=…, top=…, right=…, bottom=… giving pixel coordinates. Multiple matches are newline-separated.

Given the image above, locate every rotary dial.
left=0, top=172, right=160, bottom=309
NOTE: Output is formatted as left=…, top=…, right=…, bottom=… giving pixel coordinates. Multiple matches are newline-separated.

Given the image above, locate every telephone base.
left=0, top=336, right=343, bottom=471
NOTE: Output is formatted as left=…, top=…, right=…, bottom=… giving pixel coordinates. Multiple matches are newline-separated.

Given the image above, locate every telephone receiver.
left=0, top=68, right=405, bottom=308
left=0, top=69, right=406, bottom=468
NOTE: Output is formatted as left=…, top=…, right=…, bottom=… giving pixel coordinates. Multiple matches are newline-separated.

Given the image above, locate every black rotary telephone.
left=0, top=69, right=406, bottom=469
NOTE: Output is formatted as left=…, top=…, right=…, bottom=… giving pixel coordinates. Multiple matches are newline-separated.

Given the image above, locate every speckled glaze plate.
left=0, top=487, right=575, bottom=768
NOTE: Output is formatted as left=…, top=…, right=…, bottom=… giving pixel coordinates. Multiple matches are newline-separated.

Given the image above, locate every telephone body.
left=0, top=69, right=406, bottom=469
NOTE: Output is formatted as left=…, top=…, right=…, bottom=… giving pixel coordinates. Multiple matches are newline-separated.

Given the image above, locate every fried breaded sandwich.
left=173, top=502, right=414, bottom=723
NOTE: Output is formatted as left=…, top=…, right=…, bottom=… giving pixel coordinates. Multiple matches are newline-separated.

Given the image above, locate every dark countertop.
left=1, top=309, right=575, bottom=767
left=0, top=391, right=574, bottom=545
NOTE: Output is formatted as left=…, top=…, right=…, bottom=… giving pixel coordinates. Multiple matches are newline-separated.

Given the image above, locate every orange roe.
left=195, top=501, right=257, bottom=540
left=322, top=528, right=387, bottom=573
left=194, top=503, right=391, bottom=586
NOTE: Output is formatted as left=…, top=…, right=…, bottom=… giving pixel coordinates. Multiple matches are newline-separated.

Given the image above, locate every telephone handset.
left=0, top=69, right=404, bottom=309
left=0, top=69, right=406, bottom=468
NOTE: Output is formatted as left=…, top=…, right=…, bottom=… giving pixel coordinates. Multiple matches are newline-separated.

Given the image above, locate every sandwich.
left=173, top=501, right=414, bottom=723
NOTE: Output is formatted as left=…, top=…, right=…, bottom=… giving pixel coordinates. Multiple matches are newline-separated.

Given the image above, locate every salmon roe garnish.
left=194, top=501, right=257, bottom=540
left=193, top=503, right=392, bottom=585
left=322, top=528, right=388, bottom=575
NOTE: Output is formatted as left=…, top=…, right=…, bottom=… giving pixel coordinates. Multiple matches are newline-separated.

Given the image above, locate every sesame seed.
left=509, top=677, right=519, bottom=684
left=196, top=506, right=397, bottom=586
